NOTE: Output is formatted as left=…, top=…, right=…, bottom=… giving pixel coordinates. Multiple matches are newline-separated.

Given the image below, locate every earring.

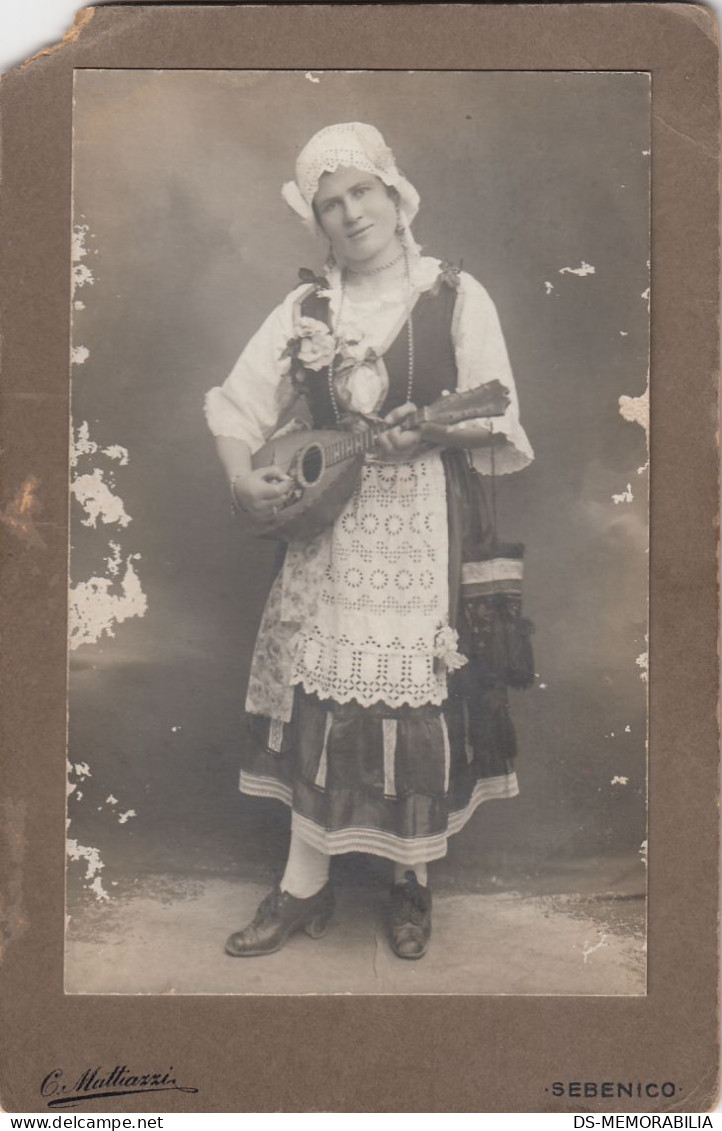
left=325, top=241, right=337, bottom=269
left=395, top=212, right=405, bottom=239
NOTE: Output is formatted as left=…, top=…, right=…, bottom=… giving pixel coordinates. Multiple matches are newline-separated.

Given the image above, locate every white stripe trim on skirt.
left=239, top=770, right=519, bottom=864
left=314, top=712, right=333, bottom=789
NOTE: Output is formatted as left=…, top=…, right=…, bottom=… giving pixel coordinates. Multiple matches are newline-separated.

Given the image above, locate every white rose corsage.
left=283, top=315, right=390, bottom=417
left=290, top=317, right=337, bottom=371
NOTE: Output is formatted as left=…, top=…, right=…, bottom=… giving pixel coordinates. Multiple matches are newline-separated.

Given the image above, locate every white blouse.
left=204, top=256, right=534, bottom=476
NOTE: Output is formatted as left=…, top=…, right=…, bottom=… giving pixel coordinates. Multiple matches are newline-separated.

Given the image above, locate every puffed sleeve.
left=204, top=288, right=302, bottom=454
left=450, top=271, right=534, bottom=475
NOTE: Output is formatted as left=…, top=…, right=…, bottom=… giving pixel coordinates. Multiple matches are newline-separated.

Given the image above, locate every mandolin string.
left=320, top=408, right=423, bottom=469
left=320, top=394, right=503, bottom=469
left=319, top=394, right=494, bottom=469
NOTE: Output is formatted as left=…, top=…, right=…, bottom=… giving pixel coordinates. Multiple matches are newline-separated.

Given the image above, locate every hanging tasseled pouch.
left=460, top=542, right=535, bottom=688
left=451, top=448, right=535, bottom=690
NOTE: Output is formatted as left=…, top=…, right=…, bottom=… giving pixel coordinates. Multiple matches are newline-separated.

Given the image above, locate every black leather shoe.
left=225, top=882, right=334, bottom=957
left=388, top=870, right=432, bottom=959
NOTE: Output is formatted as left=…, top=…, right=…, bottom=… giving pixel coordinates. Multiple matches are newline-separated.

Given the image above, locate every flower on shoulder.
left=431, top=260, right=462, bottom=295
left=433, top=624, right=468, bottom=674
left=283, top=316, right=336, bottom=373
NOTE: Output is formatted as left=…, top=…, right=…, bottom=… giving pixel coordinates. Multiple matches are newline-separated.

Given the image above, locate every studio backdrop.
left=66, top=69, right=649, bottom=993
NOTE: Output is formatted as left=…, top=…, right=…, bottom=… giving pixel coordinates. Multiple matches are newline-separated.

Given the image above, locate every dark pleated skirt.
left=242, top=659, right=519, bottom=864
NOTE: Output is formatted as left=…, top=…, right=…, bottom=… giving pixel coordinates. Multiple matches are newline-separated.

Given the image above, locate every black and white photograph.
left=65, top=68, right=650, bottom=997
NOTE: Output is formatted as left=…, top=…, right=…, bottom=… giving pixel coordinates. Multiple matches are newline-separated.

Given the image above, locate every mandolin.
left=249, top=380, right=510, bottom=540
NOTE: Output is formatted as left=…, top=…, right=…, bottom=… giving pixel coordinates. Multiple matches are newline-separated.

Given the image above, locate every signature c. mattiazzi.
left=41, top=1066, right=199, bottom=1108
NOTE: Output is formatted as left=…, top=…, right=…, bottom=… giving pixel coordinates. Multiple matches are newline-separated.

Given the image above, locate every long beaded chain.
left=327, top=252, right=415, bottom=424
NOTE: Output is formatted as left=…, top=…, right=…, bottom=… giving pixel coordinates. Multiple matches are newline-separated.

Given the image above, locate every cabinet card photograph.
left=1, top=2, right=718, bottom=1116
left=65, top=68, right=649, bottom=997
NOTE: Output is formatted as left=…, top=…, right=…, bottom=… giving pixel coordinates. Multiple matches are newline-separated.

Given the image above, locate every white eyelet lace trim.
left=294, top=123, right=398, bottom=203
left=290, top=452, right=451, bottom=709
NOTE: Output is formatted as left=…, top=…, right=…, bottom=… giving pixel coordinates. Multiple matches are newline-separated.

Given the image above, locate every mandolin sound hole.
left=300, top=444, right=324, bottom=485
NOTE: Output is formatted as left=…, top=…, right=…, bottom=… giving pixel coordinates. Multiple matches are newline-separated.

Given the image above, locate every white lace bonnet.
left=281, top=122, right=420, bottom=244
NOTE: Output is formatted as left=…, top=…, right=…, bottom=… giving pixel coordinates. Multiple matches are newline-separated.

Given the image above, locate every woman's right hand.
left=231, top=466, right=292, bottom=524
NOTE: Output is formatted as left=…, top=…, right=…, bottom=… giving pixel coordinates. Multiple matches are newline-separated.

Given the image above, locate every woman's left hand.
left=375, top=402, right=424, bottom=461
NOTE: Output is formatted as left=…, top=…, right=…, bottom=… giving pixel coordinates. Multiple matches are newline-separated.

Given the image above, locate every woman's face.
left=314, top=167, right=399, bottom=270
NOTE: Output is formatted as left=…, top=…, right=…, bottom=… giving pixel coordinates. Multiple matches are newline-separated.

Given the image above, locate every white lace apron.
left=245, top=449, right=452, bottom=718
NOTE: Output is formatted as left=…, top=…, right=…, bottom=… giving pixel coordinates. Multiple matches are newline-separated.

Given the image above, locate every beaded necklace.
left=327, top=251, right=415, bottom=424
left=346, top=249, right=405, bottom=278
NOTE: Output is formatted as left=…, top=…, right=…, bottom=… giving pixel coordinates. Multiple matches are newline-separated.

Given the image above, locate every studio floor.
left=65, top=856, right=646, bottom=996
left=64, top=595, right=648, bottom=999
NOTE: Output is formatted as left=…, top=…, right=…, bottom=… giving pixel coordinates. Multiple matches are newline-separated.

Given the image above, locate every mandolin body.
left=251, top=428, right=365, bottom=541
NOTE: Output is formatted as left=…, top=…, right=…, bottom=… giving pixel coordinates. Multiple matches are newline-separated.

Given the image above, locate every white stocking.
left=280, top=828, right=331, bottom=898
left=393, top=862, right=428, bottom=887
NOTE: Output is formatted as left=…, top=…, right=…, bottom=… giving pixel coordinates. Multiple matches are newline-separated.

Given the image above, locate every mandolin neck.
left=320, top=379, right=509, bottom=468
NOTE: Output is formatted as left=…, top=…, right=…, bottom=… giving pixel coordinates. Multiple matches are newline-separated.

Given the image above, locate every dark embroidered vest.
left=298, top=271, right=459, bottom=428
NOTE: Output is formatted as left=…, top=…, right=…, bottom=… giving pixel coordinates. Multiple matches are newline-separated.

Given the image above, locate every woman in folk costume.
left=205, top=122, right=534, bottom=960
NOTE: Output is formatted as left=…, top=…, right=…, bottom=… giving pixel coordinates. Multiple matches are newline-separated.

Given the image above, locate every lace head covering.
left=281, top=122, right=420, bottom=251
